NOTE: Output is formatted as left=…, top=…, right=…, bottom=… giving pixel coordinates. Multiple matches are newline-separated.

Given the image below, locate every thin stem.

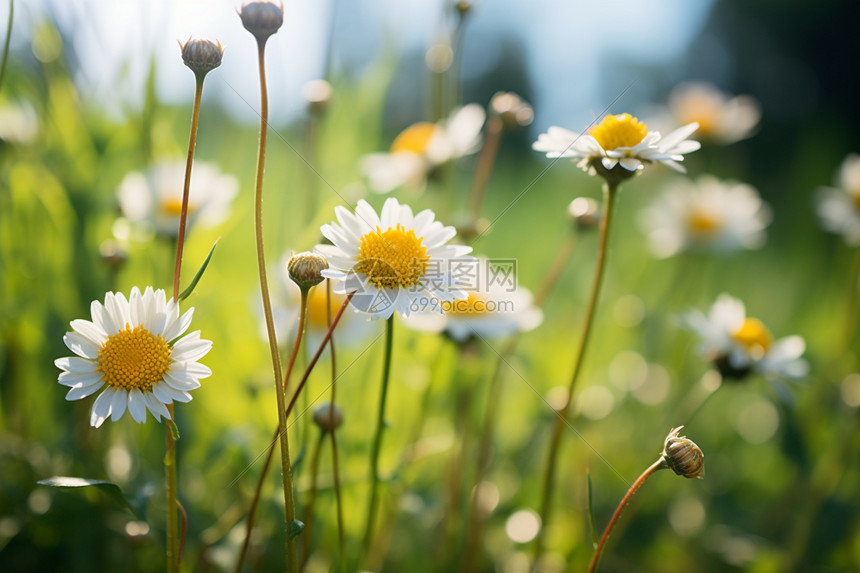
left=362, top=317, right=395, bottom=559
left=533, top=181, right=619, bottom=565
left=588, top=459, right=664, bottom=573
left=252, top=37, right=298, bottom=573
left=533, top=232, right=578, bottom=308
left=467, top=114, right=503, bottom=223
left=841, top=248, right=860, bottom=352
left=165, top=405, right=179, bottom=573
left=177, top=500, right=188, bottom=564
left=172, top=78, right=203, bottom=301
left=326, top=281, right=346, bottom=570
left=301, top=431, right=327, bottom=571
left=0, top=0, right=12, bottom=93
left=284, top=291, right=309, bottom=392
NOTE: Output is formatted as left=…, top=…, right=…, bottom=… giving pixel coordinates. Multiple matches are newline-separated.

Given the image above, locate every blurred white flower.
left=639, top=175, right=771, bottom=258
left=0, top=101, right=38, bottom=145
left=117, top=160, right=239, bottom=237
left=316, top=198, right=473, bottom=319
left=684, top=293, right=808, bottom=380
left=657, top=82, right=761, bottom=144
left=816, top=153, right=860, bottom=246
left=361, top=104, right=486, bottom=194
left=266, top=252, right=375, bottom=351
left=402, top=258, right=543, bottom=342
left=533, top=113, right=700, bottom=174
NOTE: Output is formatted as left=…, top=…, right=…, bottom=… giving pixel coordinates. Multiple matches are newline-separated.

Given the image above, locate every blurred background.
left=2, top=0, right=860, bottom=571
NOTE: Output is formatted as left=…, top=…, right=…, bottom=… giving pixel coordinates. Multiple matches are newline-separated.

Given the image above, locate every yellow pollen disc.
left=588, top=113, right=648, bottom=151
left=355, top=224, right=429, bottom=290
left=732, top=317, right=773, bottom=356
left=687, top=210, right=722, bottom=234
left=390, top=122, right=437, bottom=155
left=442, top=292, right=489, bottom=316
left=97, top=324, right=172, bottom=392
left=306, top=287, right=345, bottom=327
left=162, top=197, right=192, bottom=217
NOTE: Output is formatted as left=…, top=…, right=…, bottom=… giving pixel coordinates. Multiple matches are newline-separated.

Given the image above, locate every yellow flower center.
left=732, top=318, right=772, bottom=357
left=162, top=197, right=194, bottom=217
left=306, top=287, right=345, bottom=327
left=676, top=97, right=719, bottom=136
left=687, top=210, right=722, bottom=235
left=390, top=122, right=437, bottom=155
left=588, top=113, right=648, bottom=151
left=441, top=292, right=490, bottom=316
left=355, top=224, right=429, bottom=290
left=97, top=324, right=172, bottom=392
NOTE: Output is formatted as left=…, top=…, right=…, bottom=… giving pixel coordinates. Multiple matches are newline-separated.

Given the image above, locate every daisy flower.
left=117, top=160, right=239, bottom=237
left=816, top=153, right=860, bottom=246
left=265, top=252, right=375, bottom=350
left=402, top=257, right=543, bottom=342
left=662, top=82, right=761, bottom=145
left=532, top=112, right=700, bottom=174
left=361, top=104, right=486, bottom=194
left=684, top=293, right=808, bottom=381
left=0, top=100, right=38, bottom=145
left=639, top=175, right=772, bottom=258
left=55, top=287, right=212, bottom=428
left=316, top=198, right=474, bottom=319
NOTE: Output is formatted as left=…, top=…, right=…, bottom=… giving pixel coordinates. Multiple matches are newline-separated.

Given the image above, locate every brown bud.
left=288, top=252, right=328, bottom=290
left=180, top=38, right=223, bottom=79
left=490, top=91, right=534, bottom=128
left=661, top=426, right=705, bottom=479
left=312, top=402, right=343, bottom=432
left=567, top=197, right=600, bottom=230
left=455, top=2, right=472, bottom=16
left=239, top=1, right=284, bottom=43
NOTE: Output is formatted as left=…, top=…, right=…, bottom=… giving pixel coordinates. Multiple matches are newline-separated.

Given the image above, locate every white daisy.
left=55, top=287, right=212, bottom=428
left=117, top=160, right=239, bottom=237
left=266, top=252, right=375, bottom=350
left=684, top=293, right=808, bottom=380
left=402, top=257, right=543, bottom=342
left=816, top=153, right=860, bottom=246
left=315, top=198, right=473, bottom=319
left=0, top=101, right=38, bottom=145
left=361, top=104, right=486, bottom=194
left=646, top=82, right=761, bottom=145
left=532, top=112, right=700, bottom=174
left=639, top=175, right=772, bottom=258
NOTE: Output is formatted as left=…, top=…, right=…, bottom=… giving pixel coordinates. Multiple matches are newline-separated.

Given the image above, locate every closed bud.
left=455, top=1, right=472, bottom=16
left=288, top=252, right=328, bottom=290
left=567, top=197, right=600, bottom=230
left=180, top=38, right=223, bottom=79
left=490, top=91, right=534, bottom=129
left=313, top=402, right=343, bottom=432
left=239, top=1, right=284, bottom=43
left=661, top=426, right=705, bottom=479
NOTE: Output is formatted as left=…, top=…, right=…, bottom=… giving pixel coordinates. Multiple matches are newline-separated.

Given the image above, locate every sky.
left=10, top=0, right=715, bottom=130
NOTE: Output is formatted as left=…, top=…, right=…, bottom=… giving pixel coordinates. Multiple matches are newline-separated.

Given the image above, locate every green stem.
left=588, top=459, right=663, bottom=573
left=362, top=317, right=395, bottom=559
left=326, top=281, right=346, bottom=571
left=533, top=181, right=619, bottom=565
left=0, top=0, right=12, bottom=93
left=165, top=404, right=179, bottom=573
left=467, top=113, right=503, bottom=224
left=301, top=431, right=326, bottom=571
left=251, top=36, right=298, bottom=573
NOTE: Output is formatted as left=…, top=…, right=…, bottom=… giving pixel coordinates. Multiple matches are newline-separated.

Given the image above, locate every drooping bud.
left=567, top=197, right=600, bottom=230
left=180, top=38, right=223, bottom=80
left=288, top=252, right=328, bottom=291
left=239, top=1, right=284, bottom=44
left=312, top=402, right=343, bottom=432
left=661, top=426, right=705, bottom=479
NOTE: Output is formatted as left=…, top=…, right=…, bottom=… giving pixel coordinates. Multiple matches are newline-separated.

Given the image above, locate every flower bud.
left=99, top=239, right=128, bottom=270
left=303, top=79, right=332, bottom=115
left=312, top=402, right=343, bottom=432
left=567, top=197, right=600, bottom=230
left=455, top=1, right=472, bottom=16
left=239, top=1, right=284, bottom=43
left=661, top=426, right=704, bottom=479
left=288, top=252, right=328, bottom=291
left=490, top=91, right=534, bottom=129
left=180, top=38, right=223, bottom=79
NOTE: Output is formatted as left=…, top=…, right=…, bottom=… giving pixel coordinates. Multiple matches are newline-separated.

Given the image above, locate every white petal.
left=127, top=389, right=148, bottom=423
left=163, top=307, right=194, bottom=341
left=171, top=331, right=212, bottom=362
left=69, top=319, right=107, bottom=346
left=164, top=369, right=203, bottom=391
left=90, top=389, right=115, bottom=427
left=64, top=331, right=101, bottom=359
left=110, top=388, right=128, bottom=421
left=143, top=391, right=171, bottom=421
left=55, top=356, right=98, bottom=373
left=66, top=383, right=103, bottom=401
left=58, top=370, right=103, bottom=388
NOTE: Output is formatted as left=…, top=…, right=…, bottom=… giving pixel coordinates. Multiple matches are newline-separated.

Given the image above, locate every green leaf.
left=37, top=476, right=143, bottom=519
left=289, top=519, right=305, bottom=540
left=169, top=419, right=181, bottom=441
left=178, top=238, right=219, bottom=302
left=586, top=469, right=599, bottom=548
